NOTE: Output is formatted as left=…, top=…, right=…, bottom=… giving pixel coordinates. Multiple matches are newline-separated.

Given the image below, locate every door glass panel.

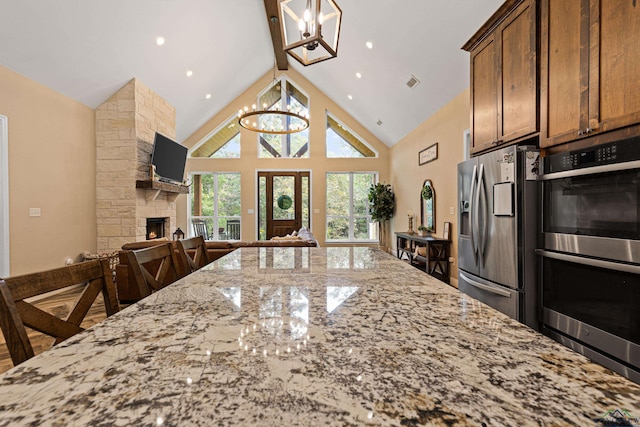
left=273, top=176, right=295, bottom=220
left=302, top=176, right=310, bottom=229
left=259, top=176, right=267, bottom=240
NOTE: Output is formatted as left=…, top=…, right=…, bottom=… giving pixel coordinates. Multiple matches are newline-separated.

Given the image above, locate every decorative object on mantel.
left=173, top=228, right=185, bottom=241
left=367, top=183, right=395, bottom=252
left=237, top=64, right=309, bottom=134
left=419, top=143, right=438, bottom=165
left=278, top=0, right=342, bottom=66
left=421, top=179, right=436, bottom=233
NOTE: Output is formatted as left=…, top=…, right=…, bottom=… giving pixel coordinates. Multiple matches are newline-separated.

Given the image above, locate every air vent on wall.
left=406, top=75, right=420, bottom=89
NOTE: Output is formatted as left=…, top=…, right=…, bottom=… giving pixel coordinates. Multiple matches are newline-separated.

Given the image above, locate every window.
left=326, top=112, right=377, bottom=158
left=189, top=115, right=240, bottom=158
left=189, top=173, right=241, bottom=240
left=258, top=76, right=310, bottom=158
left=326, top=172, right=377, bottom=241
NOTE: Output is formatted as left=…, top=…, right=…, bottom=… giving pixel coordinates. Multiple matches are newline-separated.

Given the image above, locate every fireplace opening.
left=146, top=217, right=167, bottom=240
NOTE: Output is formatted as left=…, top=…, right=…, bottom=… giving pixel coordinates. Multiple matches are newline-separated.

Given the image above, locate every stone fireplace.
left=95, top=78, right=179, bottom=254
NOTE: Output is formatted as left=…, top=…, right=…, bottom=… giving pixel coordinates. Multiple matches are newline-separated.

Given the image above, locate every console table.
left=395, top=232, right=450, bottom=283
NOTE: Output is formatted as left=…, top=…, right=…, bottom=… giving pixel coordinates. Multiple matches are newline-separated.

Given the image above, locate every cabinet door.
left=596, top=0, right=640, bottom=133
left=470, top=35, right=499, bottom=153
left=500, top=0, right=538, bottom=142
left=540, top=0, right=588, bottom=148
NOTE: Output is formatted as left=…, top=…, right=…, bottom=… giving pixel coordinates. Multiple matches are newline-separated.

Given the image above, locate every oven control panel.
left=544, top=136, right=640, bottom=173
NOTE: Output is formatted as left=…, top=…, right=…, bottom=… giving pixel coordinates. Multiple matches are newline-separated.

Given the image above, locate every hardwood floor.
left=0, top=287, right=113, bottom=374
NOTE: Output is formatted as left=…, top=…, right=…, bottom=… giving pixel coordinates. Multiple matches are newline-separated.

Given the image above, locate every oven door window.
left=543, top=169, right=640, bottom=239
left=542, top=257, right=640, bottom=346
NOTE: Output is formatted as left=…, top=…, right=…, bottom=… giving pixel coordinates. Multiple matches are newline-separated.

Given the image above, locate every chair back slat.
left=127, top=243, right=183, bottom=298
left=177, top=235, right=211, bottom=275
left=0, top=259, right=120, bottom=367
left=0, top=280, right=34, bottom=364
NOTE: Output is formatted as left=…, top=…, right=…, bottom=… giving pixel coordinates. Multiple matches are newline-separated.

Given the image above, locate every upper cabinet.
left=540, top=0, right=640, bottom=148
left=463, top=0, right=538, bottom=155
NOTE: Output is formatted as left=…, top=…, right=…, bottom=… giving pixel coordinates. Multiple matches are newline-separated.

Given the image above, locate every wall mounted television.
left=151, top=132, right=188, bottom=183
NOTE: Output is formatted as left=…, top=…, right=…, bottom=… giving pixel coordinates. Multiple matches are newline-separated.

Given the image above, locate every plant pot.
left=418, top=230, right=428, bottom=237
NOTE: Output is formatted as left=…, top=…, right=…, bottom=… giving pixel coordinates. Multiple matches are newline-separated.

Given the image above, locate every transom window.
left=189, top=115, right=240, bottom=158
left=326, top=112, right=377, bottom=158
left=258, top=76, right=310, bottom=158
left=326, top=172, right=378, bottom=241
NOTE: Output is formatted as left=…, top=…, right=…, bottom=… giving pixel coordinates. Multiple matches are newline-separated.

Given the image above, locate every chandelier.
left=278, top=0, right=342, bottom=66
left=238, top=66, right=310, bottom=134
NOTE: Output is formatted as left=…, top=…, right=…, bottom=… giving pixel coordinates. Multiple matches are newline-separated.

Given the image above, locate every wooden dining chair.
left=127, top=242, right=184, bottom=298
left=192, top=219, right=210, bottom=240
left=177, top=235, right=211, bottom=275
left=0, top=259, right=120, bottom=367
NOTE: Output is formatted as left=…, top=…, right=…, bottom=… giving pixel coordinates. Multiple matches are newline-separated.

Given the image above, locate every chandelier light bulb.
left=303, top=8, right=311, bottom=22
left=298, top=18, right=305, bottom=32
left=318, top=12, right=324, bottom=25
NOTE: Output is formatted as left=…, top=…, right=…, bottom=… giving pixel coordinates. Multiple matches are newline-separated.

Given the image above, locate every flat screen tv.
left=151, top=132, right=188, bottom=183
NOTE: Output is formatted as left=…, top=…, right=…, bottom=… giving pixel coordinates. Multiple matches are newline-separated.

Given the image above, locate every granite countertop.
left=0, top=247, right=639, bottom=426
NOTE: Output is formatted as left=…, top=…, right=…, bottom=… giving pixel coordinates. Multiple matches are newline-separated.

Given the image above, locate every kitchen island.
left=0, top=247, right=638, bottom=426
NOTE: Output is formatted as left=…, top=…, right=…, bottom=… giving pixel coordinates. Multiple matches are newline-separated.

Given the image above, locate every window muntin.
left=189, top=173, right=241, bottom=240
left=258, top=77, right=310, bottom=158
left=326, top=113, right=377, bottom=158
left=326, top=172, right=378, bottom=241
left=190, top=116, right=240, bottom=158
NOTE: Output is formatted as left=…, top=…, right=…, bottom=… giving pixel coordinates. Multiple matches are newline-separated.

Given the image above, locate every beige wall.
left=390, top=88, right=470, bottom=287
left=0, top=65, right=96, bottom=275
left=179, top=67, right=390, bottom=247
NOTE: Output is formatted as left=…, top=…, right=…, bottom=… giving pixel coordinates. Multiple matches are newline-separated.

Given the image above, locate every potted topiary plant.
left=417, top=225, right=429, bottom=237
left=368, top=183, right=395, bottom=252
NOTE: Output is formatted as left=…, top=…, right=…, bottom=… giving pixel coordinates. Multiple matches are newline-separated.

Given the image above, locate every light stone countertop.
left=0, top=247, right=639, bottom=426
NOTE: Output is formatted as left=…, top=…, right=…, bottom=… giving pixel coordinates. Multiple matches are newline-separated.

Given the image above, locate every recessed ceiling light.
left=186, top=70, right=193, bottom=77
left=205, top=93, right=212, bottom=99
left=355, top=72, right=362, bottom=79
left=348, top=94, right=353, bottom=100
left=156, top=37, right=165, bottom=46
left=366, top=41, right=373, bottom=49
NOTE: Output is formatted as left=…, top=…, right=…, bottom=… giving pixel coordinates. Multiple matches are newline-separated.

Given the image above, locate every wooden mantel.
left=135, top=180, right=189, bottom=203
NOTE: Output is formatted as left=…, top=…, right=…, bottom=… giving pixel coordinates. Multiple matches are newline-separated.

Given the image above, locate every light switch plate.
left=313, top=209, right=320, bottom=214
left=449, top=206, right=454, bottom=215
left=247, top=209, right=254, bottom=214
left=29, top=207, right=41, bottom=217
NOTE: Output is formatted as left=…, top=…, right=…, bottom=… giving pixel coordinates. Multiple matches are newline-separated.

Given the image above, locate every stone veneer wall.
left=95, top=78, right=177, bottom=253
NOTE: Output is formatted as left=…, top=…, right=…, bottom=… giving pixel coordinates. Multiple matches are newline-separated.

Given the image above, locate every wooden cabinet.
left=541, top=0, right=640, bottom=148
left=464, top=0, right=538, bottom=154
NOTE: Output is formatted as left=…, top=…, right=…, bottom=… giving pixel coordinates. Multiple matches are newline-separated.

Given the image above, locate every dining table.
left=0, top=246, right=639, bottom=426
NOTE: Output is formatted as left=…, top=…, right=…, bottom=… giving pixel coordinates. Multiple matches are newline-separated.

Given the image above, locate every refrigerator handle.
left=469, top=165, right=478, bottom=259
left=478, top=163, right=488, bottom=262
left=473, top=163, right=486, bottom=266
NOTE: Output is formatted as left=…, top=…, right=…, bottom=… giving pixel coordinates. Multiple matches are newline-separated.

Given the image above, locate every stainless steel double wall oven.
left=537, top=137, right=640, bottom=382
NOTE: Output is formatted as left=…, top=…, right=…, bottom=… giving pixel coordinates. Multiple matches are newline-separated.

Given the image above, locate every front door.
left=258, top=172, right=310, bottom=240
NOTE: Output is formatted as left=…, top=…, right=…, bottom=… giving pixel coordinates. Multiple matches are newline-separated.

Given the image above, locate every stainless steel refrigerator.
left=457, top=145, right=539, bottom=329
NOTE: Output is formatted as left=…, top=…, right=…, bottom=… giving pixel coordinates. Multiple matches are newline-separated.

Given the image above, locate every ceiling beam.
left=263, top=0, right=289, bottom=70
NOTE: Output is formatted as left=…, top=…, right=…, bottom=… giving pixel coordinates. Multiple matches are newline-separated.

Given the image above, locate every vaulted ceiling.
left=0, top=0, right=503, bottom=146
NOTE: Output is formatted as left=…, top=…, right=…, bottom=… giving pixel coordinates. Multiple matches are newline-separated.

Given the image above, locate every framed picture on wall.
left=443, top=221, right=451, bottom=241
left=419, top=143, right=438, bottom=165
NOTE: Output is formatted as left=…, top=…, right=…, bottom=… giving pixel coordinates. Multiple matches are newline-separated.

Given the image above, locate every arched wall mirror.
left=420, top=179, right=435, bottom=232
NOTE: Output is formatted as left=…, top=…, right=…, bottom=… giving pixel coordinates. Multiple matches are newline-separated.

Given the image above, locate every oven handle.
left=535, top=249, right=640, bottom=274
left=538, top=159, right=640, bottom=180
left=460, top=272, right=512, bottom=298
